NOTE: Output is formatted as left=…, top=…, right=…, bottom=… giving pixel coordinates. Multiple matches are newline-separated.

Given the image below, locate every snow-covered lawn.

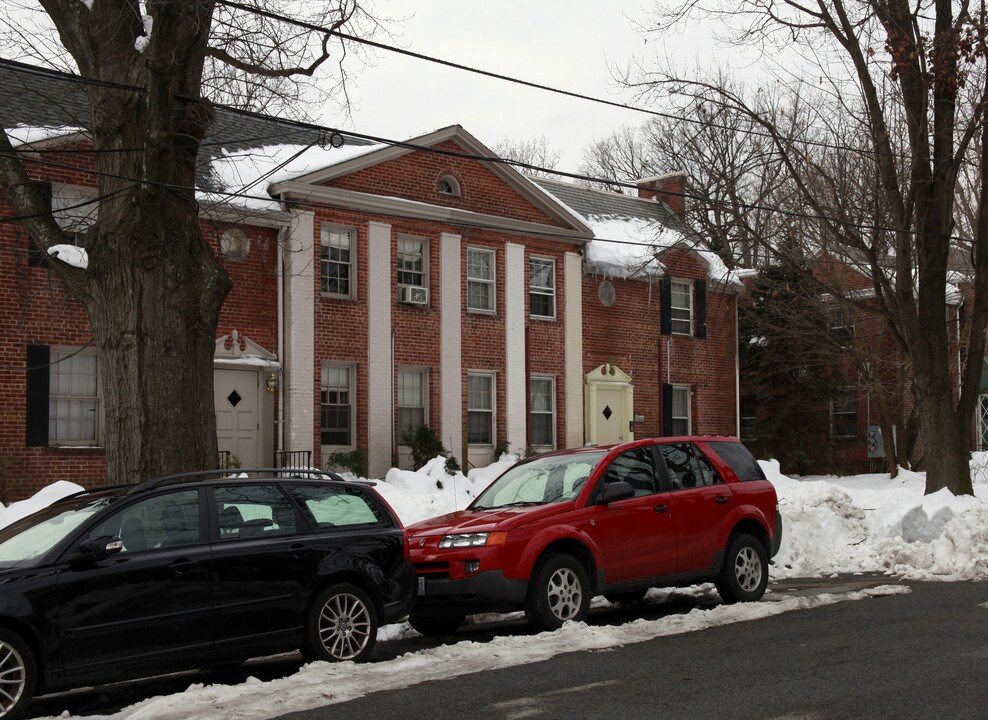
left=4, top=454, right=986, bottom=720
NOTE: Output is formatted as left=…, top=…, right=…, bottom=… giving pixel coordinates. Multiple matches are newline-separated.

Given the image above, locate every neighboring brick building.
left=1, top=62, right=741, bottom=498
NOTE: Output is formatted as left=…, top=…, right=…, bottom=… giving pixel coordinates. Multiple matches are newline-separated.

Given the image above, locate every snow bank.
left=762, top=458, right=988, bottom=581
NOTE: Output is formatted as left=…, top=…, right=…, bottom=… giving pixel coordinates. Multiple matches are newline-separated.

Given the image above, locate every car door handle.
left=290, top=543, right=308, bottom=558
left=654, top=504, right=668, bottom=513
left=169, top=558, right=199, bottom=575
left=715, top=496, right=729, bottom=505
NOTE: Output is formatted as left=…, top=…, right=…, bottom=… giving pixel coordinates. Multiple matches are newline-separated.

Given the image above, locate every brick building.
left=0, top=62, right=741, bottom=498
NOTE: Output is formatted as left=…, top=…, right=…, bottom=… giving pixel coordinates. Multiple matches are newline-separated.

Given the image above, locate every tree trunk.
left=85, top=190, right=230, bottom=483
left=913, top=378, right=974, bottom=495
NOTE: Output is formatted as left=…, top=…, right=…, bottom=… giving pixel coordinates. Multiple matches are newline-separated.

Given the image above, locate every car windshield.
left=472, top=451, right=606, bottom=509
left=0, top=495, right=117, bottom=569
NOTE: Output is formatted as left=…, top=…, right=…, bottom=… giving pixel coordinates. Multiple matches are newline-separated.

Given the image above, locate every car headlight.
left=438, top=532, right=506, bottom=549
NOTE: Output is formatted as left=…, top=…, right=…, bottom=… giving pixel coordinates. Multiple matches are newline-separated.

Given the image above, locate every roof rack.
left=128, top=467, right=345, bottom=495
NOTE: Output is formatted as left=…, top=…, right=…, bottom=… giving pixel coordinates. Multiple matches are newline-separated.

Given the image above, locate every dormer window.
left=438, top=174, right=461, bottom=196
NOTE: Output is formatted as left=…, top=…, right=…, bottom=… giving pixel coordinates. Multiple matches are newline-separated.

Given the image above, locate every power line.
left=0, top=58, right=964, bottom=247
left=212, top=0, right=923, bottom=161
left=0, top=141, right=969, bottom=279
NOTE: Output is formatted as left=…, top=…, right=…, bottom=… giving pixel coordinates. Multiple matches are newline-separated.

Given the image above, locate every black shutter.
left=695, top=279, right=707, bottom=339
left=27, top=181, right=53, bottom=268
left=660, top=278, right=672, bottom=335
left=661, top=383, right=673, bottom=437
left=25, top=345, right=50, bottom=447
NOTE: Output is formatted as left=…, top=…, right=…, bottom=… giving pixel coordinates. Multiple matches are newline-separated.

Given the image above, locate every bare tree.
left=490, top=135, right=562, bottom=177
left=638, top=0, right=988, bottom=495
left=0, top=1, right=385, bottom=485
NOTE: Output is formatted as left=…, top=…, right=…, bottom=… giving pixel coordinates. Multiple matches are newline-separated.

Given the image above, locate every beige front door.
left=594, top=387, right=627, bottom=445
left=215, top=369, right=260, bottom=467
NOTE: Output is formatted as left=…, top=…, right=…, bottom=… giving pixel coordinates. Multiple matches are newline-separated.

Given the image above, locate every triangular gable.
left=267, top=125, right=593, bottom=240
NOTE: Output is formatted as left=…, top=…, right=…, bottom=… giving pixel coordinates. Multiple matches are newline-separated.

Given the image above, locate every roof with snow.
left=531, top=176, right=741, bottom=288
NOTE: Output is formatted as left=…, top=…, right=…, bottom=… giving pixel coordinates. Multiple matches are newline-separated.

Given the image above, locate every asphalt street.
left=277, top=579, right=988, bottom=720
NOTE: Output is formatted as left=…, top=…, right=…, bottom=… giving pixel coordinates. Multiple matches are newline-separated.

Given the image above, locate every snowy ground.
left=3, top=454, right=987, bottom=720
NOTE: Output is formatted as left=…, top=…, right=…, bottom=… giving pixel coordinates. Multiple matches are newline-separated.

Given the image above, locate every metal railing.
left=274, top=450, right=312, bottom=469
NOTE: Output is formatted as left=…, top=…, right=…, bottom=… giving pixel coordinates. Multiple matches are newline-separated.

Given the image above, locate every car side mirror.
left=79, top=535, right=123, bottom=560
left=598, top=481, right=635, bottom=505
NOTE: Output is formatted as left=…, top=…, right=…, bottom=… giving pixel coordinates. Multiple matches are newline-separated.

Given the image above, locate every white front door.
left=594, top=387, right=627, bottom=445
left=215, top=369, right=260, bottom=467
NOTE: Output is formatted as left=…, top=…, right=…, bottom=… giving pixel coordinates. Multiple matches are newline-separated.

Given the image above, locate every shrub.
left=325, top=449, right=368, bottom=477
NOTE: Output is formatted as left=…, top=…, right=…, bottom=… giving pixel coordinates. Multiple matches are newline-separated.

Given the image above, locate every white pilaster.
left=440, top=233, right=463, bottom=463
left=564, top=251, right=584, bottom=448
left=284, top=210, right=315, bottom=457
left=367, top=221, right=393, bottom=479
left=505, top=243, right=527, bottom=452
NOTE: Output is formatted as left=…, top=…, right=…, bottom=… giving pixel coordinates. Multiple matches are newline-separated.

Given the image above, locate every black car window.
left=659, top=443, right=722, bottom=490
left=706, top=441, right=767, bottom=481
left=599, top=447, right=658, bottom=497
left=213, top=485, right=298, bottom=540
left=88, top=490, right=200, bottom=553
left=289, top=485, right=387, bottom=529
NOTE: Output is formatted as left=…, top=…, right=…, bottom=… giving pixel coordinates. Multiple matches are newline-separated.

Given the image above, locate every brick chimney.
left=636, top=172, right=687, bottom=220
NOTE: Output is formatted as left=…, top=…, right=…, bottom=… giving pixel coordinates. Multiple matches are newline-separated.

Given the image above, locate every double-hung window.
left=397, top=237, right=428, bottom=288
left=831, top=387, right=857, bottom=438
left=467, top=373, right=494, bottom=445
left=670, top=280, right=692, bottom=335
left=320, top=364, right=353, bottom=447
left=321, top=226, right=354, bottom=298
left=529, top=257, right=556, bottom=319
left=530, top=376, right=555, bottom=449
left=671, top=385, right=691, bottom=435
left=467, top=247, right=496, bottom=313
left=49, top=348, right=99, bottom=445
left=397, top=368, right=427, bottom=437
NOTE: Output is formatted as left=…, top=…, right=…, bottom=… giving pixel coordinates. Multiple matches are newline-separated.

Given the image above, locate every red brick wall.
left=582, top=249, right=738, bottom=440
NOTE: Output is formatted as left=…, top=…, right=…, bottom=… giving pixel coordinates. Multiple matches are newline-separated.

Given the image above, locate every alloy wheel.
left=318, top=591, right=373, bottom=661
left=734, top=546, right=763, bottom=592
left=546, top=566, right=583, bottom=621
left=0, top=640, right=27, bottom=715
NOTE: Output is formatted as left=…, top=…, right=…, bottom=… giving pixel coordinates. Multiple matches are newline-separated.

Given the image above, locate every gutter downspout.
left=735, top=297, right=741, bottom=438
left=276, top=216, right=287, bottom=458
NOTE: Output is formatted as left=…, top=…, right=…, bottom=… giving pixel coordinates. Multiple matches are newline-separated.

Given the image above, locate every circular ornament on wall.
left=598, top=279, right=616, bottom=306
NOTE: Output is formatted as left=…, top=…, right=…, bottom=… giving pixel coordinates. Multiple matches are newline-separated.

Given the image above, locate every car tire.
left=715, top=533, right=768, bottom=604
left=302, top=582, right=378, bottom=663
left=524, top=554, right=591, bottom=631
left=408, top=613, right=466, bottom=636
left=604, top=589, right=648, bottom=605
left=0, top=628, right=35, bottom=720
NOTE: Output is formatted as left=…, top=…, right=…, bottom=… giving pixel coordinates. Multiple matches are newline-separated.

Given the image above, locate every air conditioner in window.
left=399, top=285, right=429, bottom=305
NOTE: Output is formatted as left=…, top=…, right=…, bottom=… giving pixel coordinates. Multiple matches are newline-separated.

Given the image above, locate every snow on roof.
left=4, top=124, right=85, bottom=147
left=531, top=177, right=741, bottom=287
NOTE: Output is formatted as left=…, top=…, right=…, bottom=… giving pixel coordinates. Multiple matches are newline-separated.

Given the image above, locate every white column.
left=440, top=233, right=463, bottom=463
left=284, top=210, right=315, bottom=457
left=564, top=251, right=584, bottom=448
left=505, top=243, right=527, bottom=452
left=367, top=221, right=392, bottom=479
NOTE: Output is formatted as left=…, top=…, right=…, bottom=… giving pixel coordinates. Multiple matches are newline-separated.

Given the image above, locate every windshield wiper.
left=499, top=500, right=544, bottom=507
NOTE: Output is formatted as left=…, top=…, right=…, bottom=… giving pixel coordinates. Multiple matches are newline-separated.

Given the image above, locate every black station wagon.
left=0, top=469, right=415, bottom=719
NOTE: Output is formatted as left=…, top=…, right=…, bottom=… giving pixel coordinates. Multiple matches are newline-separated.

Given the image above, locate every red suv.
left=407, top=436, right=781, bottom=634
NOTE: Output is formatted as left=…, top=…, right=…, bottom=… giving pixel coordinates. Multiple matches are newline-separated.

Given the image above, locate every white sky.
left=4, top=454, right=987, bottom=720
left=332, top=0, right=731, bottom=169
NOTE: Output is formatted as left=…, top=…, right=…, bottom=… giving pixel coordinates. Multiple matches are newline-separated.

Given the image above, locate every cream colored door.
left=594, top=387, right=627, bottom=445
left=215, top=369, right=260, bottom=467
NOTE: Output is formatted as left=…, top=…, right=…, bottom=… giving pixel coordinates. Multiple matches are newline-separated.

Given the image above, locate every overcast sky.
left=333, top=0, right=732, bottom=172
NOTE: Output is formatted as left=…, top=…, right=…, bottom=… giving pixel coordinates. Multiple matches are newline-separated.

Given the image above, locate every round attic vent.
left=220, top=228, right=251, bottom=261
left=598, top=279, right=616, bottom=307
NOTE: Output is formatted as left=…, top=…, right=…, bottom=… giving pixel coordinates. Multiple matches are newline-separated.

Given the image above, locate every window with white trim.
left=529, top=257, right=556, bottom=319
left=467, top=247, right=496, bottom=313
left=397, top=368, right=427, bottom=437
left=438, top=175, right=461, bottom=196
left=397, top=236, right=428, bottom=290
left=671, top=385, right=691, bottom=435
left=530, top=376, right=555, bottom=449
left=53, top=183, right=97, bottom=248
left=467, top=372, right=495, bottom=445
left=320, top=363, right=353, bottom=447
left=827, top=305, right=854, bottom=349
left=320, top=226, right=355, bottom=298
left=49, top=348, right=100, bottom=445
left=670, top=280, right=692, bottom=335
left=830, top=386, right=857, bottom=438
